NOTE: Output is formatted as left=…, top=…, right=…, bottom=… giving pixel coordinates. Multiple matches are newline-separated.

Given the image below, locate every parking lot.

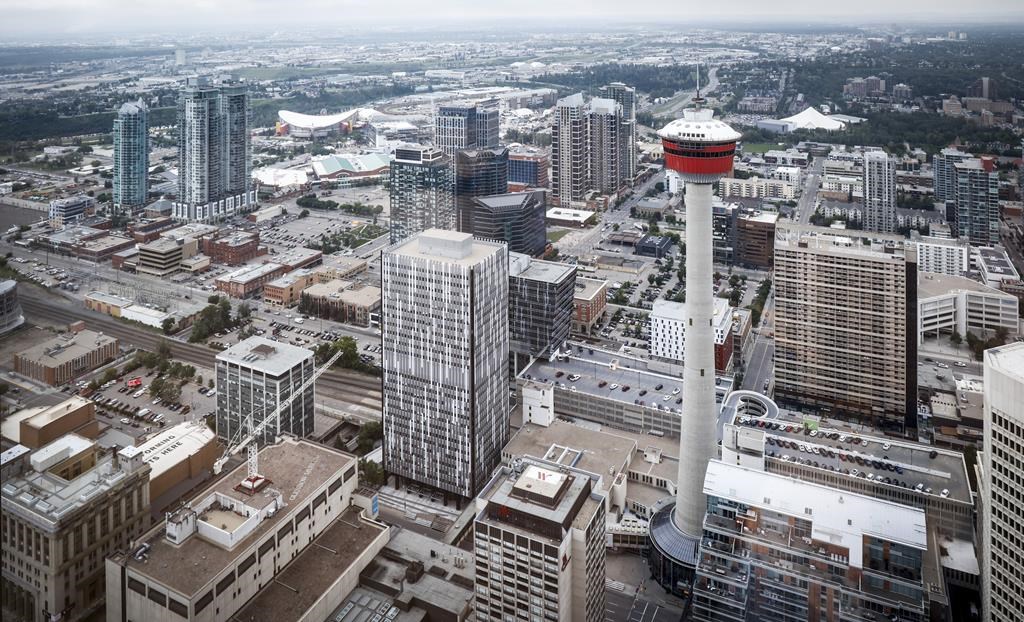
left=84, top=368, right=217, bottom=441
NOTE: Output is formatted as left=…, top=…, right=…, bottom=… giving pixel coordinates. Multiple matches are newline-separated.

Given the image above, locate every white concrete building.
left=771, top=165, right=802, bottom=184
left=719, top=176, right=796, bottom=200
left=648, top=298, right=733, bottom=374
left=974, top=245, right=1021, bottom=289
left=914, top=235, right=970, bottom=276
left=982, top=343, right=1024, bottom=622
left=918, top=273, right=1018, bottom=345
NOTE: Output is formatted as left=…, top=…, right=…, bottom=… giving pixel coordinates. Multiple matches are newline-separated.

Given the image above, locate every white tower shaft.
left=673, top=181, right=718, bottom=536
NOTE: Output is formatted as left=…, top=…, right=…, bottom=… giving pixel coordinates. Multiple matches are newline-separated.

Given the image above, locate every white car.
left=954, top=362, right=967, bottom=368
left=120, top=418, right=131, bottom=424
left=672, top=388, right=680, bottom=395
left=609, top=384, right=619, bottom=390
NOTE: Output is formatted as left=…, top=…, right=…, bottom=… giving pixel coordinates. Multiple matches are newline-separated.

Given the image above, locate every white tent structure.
left=780, top=107, right=847, bottom=131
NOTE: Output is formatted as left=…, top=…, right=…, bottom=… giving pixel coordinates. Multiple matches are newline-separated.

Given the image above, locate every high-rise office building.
left=774, top=225, right=918, bottom=433
left=434, top=99, right=500, bottom=156
left=508, top=252, right=576, bottom=362
left=954, top=158, right=1000, bottom=245
left=215, top=336, right=316, bottom=444
left=508, top=148, right=550, bottom=189
left=982, top=343, right=1024, bottom=622
left=551, top=93, right=588, bottom=207
left=381, top=230, right=509, bottom=501
left=455, top=146, right=509, bottom=233
left=599, top=82, right=637, bottom=182
left=587, top=98, right=623, bottom=194
left=473, top=459, right=606, bottom=622
left=2, top=438, right=151, bottom=622
left=933, top=147, right=971, bottom=203
left=469, top=190, right=547, bottom=256
left=388, top=146, right=454, bottom=244
left=112, top=99, right=149, bottom=212
left=862, top=150, right=896, bottom=233
left=174, top=78, right=255, bottom=222
left=967, top=76, right=998, bottom=100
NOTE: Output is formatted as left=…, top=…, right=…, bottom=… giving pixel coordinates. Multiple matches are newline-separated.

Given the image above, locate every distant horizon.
left=2, top=0, right=1024, bottom=42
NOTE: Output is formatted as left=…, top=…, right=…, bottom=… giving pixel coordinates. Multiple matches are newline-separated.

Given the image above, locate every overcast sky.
left=3, top=0, right=1023, bottom=39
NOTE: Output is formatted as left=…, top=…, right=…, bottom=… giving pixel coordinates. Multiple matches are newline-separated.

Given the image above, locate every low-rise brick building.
left=13, top=325, right=119, bottom=386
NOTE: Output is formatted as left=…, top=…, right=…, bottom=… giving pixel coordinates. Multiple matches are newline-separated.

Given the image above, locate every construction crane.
left=212, top=347, right=345, bottom=491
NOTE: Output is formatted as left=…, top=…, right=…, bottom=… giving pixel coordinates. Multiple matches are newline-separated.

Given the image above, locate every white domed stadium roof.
left=277, top=108, right=377, bottom=130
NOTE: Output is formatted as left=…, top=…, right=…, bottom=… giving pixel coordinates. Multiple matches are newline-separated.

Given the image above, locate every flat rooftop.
left=387, top=229, right=503, bottom=267
left=161, top=223, right=218, bottom=240
left=776, top=224, right=910, bottom=258
left=16, top=329, right=117, bottom=366
left=216, top=336, right=312, bottom=376
left=1, top=452, right=139, bottom=525
left=478, top=463, right=594, bottom=544
left=574, top=276, right=607, bottom=301
left=265, top=268, right=313, bottom=289
left=733, top=411, right=973, bottom=504
left=518, top=348, right=733, bottom=420
left=976, top=246, right=1019, bottom=279
left=918, top=273, right=1009, bottom=298
left=504, top=419, right=636, bottom=483
left=274, top=247, right=323, bottom=268
left=135, top=421, right=217, bottom=481
left=217, top=262, right=283, bottom=284
left=986, top=343, right=1024, bottom=386
left=234, top=507, right=386, bottom=621
left=704, top=460, right=928, bottom=568
left=125, top=438, right=353, bottom=596
left=510, top=253, right=575, bottom=283
left=86, top=291, right=132, bottom=307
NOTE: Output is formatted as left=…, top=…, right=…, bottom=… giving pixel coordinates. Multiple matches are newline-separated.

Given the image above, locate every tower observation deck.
left=648, top=100, right=741, bottom=603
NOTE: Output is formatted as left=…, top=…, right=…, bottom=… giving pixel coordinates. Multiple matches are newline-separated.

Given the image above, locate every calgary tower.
left=648, top=83, right=742, bottom=596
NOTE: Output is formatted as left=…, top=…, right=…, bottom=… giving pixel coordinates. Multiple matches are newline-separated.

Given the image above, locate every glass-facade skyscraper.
left=175, top=78, right=254, bottom=222
left=455, top=146, right=508, bottom=233
left=112, top=99, right=149, bottom=212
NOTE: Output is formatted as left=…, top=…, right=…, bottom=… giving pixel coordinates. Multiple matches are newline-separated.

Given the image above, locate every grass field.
left=547, top=229, right=573, bottom=243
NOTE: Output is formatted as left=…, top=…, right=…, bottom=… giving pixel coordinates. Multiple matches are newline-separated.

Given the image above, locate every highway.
left=17, top=284, right=382, bottom=406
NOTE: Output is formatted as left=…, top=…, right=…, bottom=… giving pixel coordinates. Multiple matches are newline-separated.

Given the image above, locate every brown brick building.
left=201, top=230, right=264, bottom=265
left=736, top=211, right=778, bottom=269
left=573, top=277, right=608, bottom=334
left=13, top=326, right=120, bottom=387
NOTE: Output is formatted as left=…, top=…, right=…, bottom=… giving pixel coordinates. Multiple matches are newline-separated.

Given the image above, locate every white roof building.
left=779, top=107, right=847, bottom=131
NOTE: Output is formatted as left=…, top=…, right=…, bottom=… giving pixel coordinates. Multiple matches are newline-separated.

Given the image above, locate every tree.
left=77, top=145, right=93, bottom=153
left=299, top=209, right=309, bottom=218
left=218, top=298, right=232, bottom=328
left=358, top=459, right=386, bottom=487
left=162, top=317, right=176, bottom=335
left=208, top=379, right=215, bottom=389
left=236, top=303, right=252, bottom=323
left=208, top=294, right=221, bottom=304
left=356, top=421, right=383, bottom=454
left=950, top=330, right=962, bottom=347
left=156, top=339, right=172, bottom=361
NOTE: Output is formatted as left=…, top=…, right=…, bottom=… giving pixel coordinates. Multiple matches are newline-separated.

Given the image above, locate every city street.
left=794, top=157, right=823, bottom=225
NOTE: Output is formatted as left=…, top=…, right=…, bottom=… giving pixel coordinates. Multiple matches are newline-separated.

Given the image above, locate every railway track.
left=18, top=292, right=382, bottom=403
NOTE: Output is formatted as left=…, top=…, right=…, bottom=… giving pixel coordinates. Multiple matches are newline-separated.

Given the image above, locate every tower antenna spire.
left=694, top=60, right=704, bottom=110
